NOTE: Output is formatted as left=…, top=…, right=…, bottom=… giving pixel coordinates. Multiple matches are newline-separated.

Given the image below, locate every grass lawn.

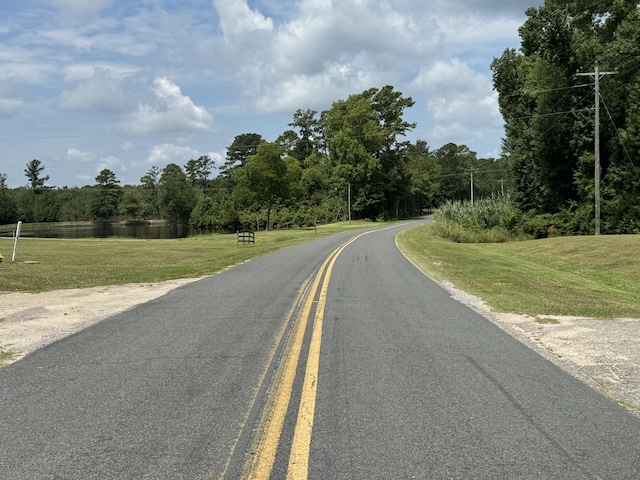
left=2, top=220, right=639, bottom=320
left=397, top=223, right=640, bottom=319
left=0, top=221, right=375, bottom=293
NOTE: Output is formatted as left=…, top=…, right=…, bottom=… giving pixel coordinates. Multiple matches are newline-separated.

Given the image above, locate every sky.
left=0, top=0, right=544, bottom=188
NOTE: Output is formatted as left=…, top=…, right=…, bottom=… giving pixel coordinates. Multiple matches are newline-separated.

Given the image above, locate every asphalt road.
left=1, top=220, right=639, bottom=479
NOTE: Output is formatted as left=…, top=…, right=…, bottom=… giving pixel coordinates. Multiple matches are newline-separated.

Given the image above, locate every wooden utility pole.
left=576, top=63, right=617, bottom=235
left=469, top=168, right=477, bottom=206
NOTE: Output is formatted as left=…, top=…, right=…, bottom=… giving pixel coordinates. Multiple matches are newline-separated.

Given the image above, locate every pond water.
left=0, top=221, right=215, bottom=239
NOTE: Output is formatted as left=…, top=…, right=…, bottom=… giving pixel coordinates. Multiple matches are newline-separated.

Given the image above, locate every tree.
left=0, top=173, right=19, bottom=224
left=185, top=155, right=215, bottom=193
left=119, top=187, right=144, bottom=220
left=405, top=141, right=441, bottom=213
left=24, top=159, right=49, bottom=191
left=23, top=159, right=50, bottom=222
left=288, top=109, right=322, bottom=160
left=432, top=143, right=477, bottom=203
left=90, top=169, right=122, bottom=220
left=321, top=85, right=415, bottom=219
left=220, top=133, right=264, bottom=178
left=140, top=166, right=162, bottom=220
left=233, top=142, right=301, bottom=229
left=492, top=1, right=640, bottom=233
left=159, top=163, right=196, bottom=224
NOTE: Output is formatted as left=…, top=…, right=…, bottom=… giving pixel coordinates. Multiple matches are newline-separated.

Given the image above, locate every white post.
left=348, top=183, right=351, bottom=224
left=12, top=221, right=22, bottom=262
left=470, top=170, right=474, bottom=206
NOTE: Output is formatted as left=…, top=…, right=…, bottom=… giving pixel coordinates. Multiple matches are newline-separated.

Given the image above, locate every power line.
left=600, top=94, right=640, bottom=184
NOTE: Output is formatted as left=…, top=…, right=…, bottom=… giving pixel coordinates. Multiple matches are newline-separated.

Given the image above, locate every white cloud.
left=206, top=151, right=225, bottom=169
left=63, top=62, right=137, bottom=82
left=438, top=13, right=523, bottom=49
left=213, top=0, right=274, bottom=37
left=58, top=67, right=129, bottom=111
left=147, top=143, right=201, bottom=167
left=119, top=77, right=213, bottom=135
left=411, top=59, right=502, bottom=144
left=0, top=0, right=544, bottom=186
left=97, top=155, right=124, bottom=173
left=66, top=147, right=95, bottom=162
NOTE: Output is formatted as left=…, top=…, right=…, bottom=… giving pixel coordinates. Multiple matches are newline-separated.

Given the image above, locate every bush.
left=432, top=196, right=523, bottom=243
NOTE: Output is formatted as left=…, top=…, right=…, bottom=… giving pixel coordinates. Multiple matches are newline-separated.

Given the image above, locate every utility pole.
left=348, top=182, right=351, bottom=224
left=469, top=168, right=477, bottom=206
left=576, top=62, right=617, bottom=235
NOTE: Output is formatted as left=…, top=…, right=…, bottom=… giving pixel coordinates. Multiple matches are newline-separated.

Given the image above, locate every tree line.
left=4, top=1, right=638, bottom=235
left=491, top=0, right=640, bottom=234
left=0, top=86, right=508, bottom=229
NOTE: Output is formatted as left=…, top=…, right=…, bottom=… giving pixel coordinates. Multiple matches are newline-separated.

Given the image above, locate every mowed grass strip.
left=397, top=223, right=640, bottom=319
left=0, top=221, right=374, bottom=293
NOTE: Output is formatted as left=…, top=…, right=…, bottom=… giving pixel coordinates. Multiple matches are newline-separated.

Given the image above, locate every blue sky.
left=0, top=0, right=543, bottom=188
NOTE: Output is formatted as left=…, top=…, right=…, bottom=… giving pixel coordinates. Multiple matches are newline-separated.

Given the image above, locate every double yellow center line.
left=243, top=233, right=366, bottom=480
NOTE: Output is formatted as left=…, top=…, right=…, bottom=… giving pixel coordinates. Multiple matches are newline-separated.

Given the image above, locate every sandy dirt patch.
left=1, top=278, right=638, bottom=416
left=0, top=278, right=201, bottom=363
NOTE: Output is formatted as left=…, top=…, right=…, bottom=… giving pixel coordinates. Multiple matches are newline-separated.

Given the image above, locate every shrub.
left=432, top=196, right=523, bottom=243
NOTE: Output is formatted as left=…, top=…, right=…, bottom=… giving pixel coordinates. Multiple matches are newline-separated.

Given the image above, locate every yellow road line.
left=217, top=277, right=312, bottom=480
left=243, top=246, right=340, bottom=479
left=286, top=236, right=358, bottom=479
left=243, top=231, right=371, bottom=480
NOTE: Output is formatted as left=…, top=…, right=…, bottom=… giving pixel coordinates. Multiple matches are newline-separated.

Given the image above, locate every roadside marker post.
left=12, top=221, right=22, bottom=262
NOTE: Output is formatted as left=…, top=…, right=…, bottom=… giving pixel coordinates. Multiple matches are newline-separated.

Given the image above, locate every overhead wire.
left=600, top=94, right=640, bottom=183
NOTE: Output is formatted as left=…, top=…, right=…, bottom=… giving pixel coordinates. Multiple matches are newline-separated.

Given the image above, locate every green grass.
left=397, top=223, right=640, bottom=319
left=0, top=221, right=375, bottom=293
left=4, top=220, right=639, bottom=320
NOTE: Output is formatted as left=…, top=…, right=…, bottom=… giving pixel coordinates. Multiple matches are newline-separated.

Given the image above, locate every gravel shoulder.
left=1, top=277, right=638, bottom=416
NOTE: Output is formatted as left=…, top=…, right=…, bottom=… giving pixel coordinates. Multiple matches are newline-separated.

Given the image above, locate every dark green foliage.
left=90, top=169, right=123, bottom=221
left=220, top=133, right=264, bottom=179
left=322, top=85, right=417, bottom=219
left=189, top=192, right=240, bottom=230
left=24, top=159, right=49, bottom=191
left=0, top=174, right=19, bottom=224
left=233, top=143, right=301, bottom=230
left=140, top=166, right=162, bottom=220
left=492, top=1, right=640, bottom=234
left=159, top=164, right=196, bottom=224
left=185, top=155, right=215, bottom=193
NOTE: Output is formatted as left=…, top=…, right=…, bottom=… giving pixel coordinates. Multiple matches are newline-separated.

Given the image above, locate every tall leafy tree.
left=321, top=85, right=415, bottom=219
left=119, top=186, right=144, bottom=220
left=90, top=169, right=122, bottom=220
left=220, top=133, right=264, bottom=178
left=289, top=109, right=322, bottom=160
left=159, top=163, right=196, bottom=224
left=405, top=141, right=441, bottom=213
left=233, top=142, right=301, bottom=229
left=0, top=173, right=19, bottom=224
left=185, top=155, right=215, bottom=193
left=140, top=166, right=162, bottom=220
left=432, top=143, right=477, bottom=203
left=24, top=159, right=49, bottom=191
left=492, top=1, right=640, bottom=232
left=23, top=159, right=50, bottom=221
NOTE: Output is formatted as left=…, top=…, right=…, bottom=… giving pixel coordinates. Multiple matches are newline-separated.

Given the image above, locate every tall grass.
left=433, top=196, right=520, bottom=243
